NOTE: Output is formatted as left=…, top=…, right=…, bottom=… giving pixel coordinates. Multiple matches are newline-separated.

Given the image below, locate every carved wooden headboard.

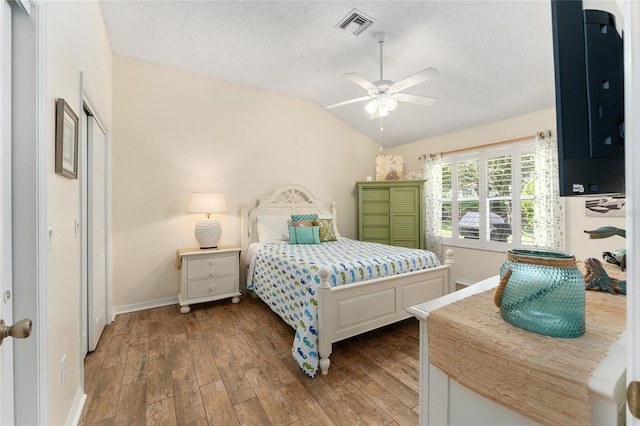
left=240, top=184, right=337, bottom=256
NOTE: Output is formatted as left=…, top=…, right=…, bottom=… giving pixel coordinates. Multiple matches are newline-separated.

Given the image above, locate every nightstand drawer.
left=187, top=275, right=237, bottom=299
left=186, top=254, right=236, bottom=280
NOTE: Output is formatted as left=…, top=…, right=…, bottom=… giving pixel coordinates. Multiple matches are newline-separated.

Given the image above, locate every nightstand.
left=176, top=246, right=241, bottom=313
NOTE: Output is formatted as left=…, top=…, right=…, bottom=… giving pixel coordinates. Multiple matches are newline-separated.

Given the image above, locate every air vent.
left=336, top=9, right=375, bottom=36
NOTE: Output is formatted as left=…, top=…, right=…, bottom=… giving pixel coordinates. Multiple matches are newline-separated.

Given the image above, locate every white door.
left=0, top=1, right=38, bottom=423
left=88, top=115, right=107, bottom=352
left=0, top=1, right=15, bottom=423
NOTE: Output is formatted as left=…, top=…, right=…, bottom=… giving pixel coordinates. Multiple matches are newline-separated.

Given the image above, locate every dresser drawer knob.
left=209, top=272, right=215, bottom=277
left=208, top=285, right=216, bottom=292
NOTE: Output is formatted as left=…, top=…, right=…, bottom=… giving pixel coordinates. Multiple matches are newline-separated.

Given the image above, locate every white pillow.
left=257, top=215, right=291, bottom=242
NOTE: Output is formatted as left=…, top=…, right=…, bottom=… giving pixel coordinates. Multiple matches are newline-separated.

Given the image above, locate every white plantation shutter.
left=441, top=142, right=536, bottom=249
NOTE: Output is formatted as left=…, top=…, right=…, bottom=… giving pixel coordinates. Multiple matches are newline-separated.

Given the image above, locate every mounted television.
left=550, top=0, right=625, bottom=196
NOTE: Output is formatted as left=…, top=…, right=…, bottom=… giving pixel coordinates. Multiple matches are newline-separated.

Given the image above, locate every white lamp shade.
left=187, top=192, right=228, bottom=214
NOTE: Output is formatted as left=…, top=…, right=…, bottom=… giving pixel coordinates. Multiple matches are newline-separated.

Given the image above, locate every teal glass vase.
left=495, top=248, right=585, bottom=338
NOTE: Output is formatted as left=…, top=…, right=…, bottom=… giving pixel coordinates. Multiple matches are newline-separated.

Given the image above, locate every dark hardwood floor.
left=79, top=293, right=421, bottom=425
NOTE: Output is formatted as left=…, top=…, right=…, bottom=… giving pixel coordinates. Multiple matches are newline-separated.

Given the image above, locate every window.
left=441, top=142, right=535, bottom=250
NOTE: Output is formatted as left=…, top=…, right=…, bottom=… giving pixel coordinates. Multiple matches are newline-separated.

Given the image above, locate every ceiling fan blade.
left=325, top=95, right=372, bottom=109
left=343, top=73, right=377, bottom=91
left=394, top=93, right=437, bottom=106
left=389, top=67, right=439, bottom=93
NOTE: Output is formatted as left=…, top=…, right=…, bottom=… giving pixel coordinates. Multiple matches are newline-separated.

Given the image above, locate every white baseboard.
left=455, top=278, right=475, bottom=287
left=112, top=296, right=178, bottom=318
left=65, top=387, right=86, bottom=426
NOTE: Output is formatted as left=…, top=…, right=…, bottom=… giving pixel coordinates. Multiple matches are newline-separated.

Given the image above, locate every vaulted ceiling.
left=99, top=1, right=556, bottom=147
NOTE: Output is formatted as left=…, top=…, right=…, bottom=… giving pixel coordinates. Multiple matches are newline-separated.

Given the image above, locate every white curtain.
left=423, top=153, right=443, bottom=260
left=533, top=130, right=566, bottom=250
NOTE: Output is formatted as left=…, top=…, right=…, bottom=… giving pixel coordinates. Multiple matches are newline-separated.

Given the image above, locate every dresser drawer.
left=362, top=188, right=390, bottom=202
left=186, top=254, right=236, bottom=280
left=362, top=201, right=390, bottom=214
left=187, top=275, right=237, bottom=299
left=362, top=214, right=390, bottom=226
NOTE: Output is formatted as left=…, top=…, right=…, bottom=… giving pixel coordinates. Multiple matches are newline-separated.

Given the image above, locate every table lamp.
left=187, top=192, right=227, bottom=249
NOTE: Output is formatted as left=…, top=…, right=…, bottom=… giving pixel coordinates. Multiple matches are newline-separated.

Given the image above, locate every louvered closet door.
left=390, top=187, right=422, bottom=249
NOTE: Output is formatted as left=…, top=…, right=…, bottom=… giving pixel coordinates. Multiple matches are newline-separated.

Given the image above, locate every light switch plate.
left=48, top=225, right=53, bottom=249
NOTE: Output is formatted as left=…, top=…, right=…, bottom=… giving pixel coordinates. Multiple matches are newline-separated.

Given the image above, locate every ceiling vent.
left=336, top=9, right=375, bottom=36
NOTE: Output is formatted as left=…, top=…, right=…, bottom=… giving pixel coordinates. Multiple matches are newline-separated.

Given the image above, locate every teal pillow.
left=313, top=218, right=338, bottom=242
left=291, top=214, right=318, bottom=223
left=288, top=225, right=321, bottom=244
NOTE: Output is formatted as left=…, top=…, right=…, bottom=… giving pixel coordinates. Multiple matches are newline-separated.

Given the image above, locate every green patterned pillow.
left=288, top=225, right=321, bottom=244
left=313, top=218, right=337, bottom=242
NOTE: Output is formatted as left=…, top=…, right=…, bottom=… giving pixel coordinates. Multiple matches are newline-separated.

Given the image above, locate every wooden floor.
left=79, top=294, right=422, bottom=426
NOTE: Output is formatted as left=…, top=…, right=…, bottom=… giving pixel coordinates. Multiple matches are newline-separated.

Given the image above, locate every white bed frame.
left=240, top=184, right=455, bottom=375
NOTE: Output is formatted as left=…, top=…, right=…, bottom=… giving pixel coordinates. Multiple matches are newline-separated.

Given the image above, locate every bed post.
left=330, top=201, right=337, bottom=231
left=240, top=204, right=248, bottom=251
left=444, top=248, right=455, bottom=293
left=240, top=204, right=249, bottom=285
left=317, top=268, right=332, bottom=375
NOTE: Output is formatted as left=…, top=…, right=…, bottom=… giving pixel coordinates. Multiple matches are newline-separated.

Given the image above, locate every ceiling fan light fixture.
left=385, top=96, right=398, bottom=111
left=365, top=98, right=379, bottom=114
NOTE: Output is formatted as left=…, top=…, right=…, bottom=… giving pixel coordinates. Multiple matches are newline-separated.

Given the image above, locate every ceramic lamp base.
left=194, top=219, right=222, bottom=249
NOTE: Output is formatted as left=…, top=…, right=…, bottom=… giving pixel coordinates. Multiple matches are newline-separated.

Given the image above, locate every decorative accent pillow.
left=318, top=215, right=341, bottom=238
left=314, top=218, right=338, bottom=242
left=257, top=215, right=291, bottom=242
left=291, top=214, right=318, bottom=223
left=293, top=220, right=314, bottom=228
left=288, top=225, right=321, bottom=244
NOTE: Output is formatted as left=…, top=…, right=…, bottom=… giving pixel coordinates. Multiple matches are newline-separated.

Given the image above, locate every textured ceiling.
left=99, top=1, right=556, bottom=147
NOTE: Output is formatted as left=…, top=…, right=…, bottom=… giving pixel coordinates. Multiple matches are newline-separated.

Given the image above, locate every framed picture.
left=55, top=98, right=79, bottom=179
left=376, top=155, right=403, bottom=181
left=585, top=194, right=626, bottom=217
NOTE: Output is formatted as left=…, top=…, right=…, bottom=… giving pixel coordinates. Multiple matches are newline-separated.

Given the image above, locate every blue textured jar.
left=494, top=248, right=585, bottom=338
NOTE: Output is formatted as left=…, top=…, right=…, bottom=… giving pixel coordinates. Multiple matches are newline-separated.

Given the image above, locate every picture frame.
left=375, top=155, right=404, bottom=181
left=585, top=194, right=626, bottom=217
left=55, top=98, right=79, bottom=179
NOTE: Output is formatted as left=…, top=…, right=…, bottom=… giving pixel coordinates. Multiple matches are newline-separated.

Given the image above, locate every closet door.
left=390, top=185, right=423, bottom=249
left=88, top=116, right=106, bottom=352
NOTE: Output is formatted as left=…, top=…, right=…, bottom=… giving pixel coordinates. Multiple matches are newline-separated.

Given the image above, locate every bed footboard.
left=317, top=249, right=455, bottom=375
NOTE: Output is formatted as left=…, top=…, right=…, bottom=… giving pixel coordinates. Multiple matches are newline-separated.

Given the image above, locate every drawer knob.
left=209, top=272, right=215, bottom=277
left=209, top=261, right=214, bottom=265
left=208, top=285, right=216, bottom=292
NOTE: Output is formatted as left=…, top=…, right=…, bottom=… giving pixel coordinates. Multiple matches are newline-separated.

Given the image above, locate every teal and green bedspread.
left=246, top=238, right=440, bottom=377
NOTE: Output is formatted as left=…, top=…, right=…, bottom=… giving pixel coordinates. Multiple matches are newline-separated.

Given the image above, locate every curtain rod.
left=417, top=134, right=538, bottom=160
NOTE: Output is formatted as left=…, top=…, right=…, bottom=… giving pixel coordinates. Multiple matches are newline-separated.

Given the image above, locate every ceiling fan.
left=325, top=32, right=438, bottom=119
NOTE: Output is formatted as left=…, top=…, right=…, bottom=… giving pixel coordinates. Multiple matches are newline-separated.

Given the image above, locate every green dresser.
left=357, top=180, right=426, bottom=249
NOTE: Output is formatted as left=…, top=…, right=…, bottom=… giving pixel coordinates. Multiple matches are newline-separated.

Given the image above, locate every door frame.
left=625, top=1, right=639, bottom=424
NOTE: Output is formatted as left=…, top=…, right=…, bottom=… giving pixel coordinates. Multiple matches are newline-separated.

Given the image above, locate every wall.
left=385, top=108, right=626, bottom=284
left=46, top=1, right=112, bottom=424
left=111, top=55, right=379, bottom=309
